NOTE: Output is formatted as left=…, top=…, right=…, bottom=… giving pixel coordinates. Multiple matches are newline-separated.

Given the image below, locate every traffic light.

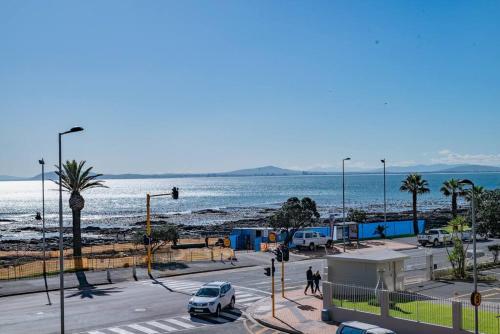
left=171, top=187, right=179, bottom=199
left=264, top=267, right=271, bottom=276
left=276, top=249, right=283, bottom=262
left=283, top=247, right=289, bottom=261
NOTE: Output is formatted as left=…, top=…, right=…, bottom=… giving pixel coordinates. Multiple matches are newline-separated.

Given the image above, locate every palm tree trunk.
left=452, top=193, right=457, bottom=218
left=72, top=209, right=89, bottom=286
left=412, top=192, right=419, bottom=234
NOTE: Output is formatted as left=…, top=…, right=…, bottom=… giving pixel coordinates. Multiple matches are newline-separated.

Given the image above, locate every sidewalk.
left=248, top=289, right=337, bottom=334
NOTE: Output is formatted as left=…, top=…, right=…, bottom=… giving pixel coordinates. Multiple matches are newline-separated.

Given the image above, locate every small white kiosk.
left=326, top=249, right=408, bottom=291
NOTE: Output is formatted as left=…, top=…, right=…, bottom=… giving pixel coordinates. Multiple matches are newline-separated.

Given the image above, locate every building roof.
left=327, top=249, right=409, bottom=263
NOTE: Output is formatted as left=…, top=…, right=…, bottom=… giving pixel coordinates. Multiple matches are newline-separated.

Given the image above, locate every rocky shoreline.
left=0, top=206, right=464, bottom=252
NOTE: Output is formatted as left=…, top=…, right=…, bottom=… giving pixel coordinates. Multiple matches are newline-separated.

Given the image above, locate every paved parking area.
left=406, top=271, right=500, bottom=301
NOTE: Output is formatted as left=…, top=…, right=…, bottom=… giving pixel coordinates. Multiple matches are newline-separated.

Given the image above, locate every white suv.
left=293, top=230, right=333, bottom=250
left=188, top=281, right=235, bottom=317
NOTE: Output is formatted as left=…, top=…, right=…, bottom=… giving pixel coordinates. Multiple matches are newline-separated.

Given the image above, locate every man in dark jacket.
left=304, top=266, right=314, bottom=294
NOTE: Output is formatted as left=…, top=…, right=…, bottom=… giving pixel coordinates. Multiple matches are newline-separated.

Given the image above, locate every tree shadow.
left=150, top=277, right=175, bottom=293
left=273, top=315, right=301, bottom=333
left=66, top=285, right=122, bottom=299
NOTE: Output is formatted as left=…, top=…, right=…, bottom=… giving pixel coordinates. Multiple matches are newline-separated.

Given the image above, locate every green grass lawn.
left=333, top=298, right=499, bottom=334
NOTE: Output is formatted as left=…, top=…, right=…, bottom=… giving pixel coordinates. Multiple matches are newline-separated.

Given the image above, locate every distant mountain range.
left=1, top=164, right=499, bottom=181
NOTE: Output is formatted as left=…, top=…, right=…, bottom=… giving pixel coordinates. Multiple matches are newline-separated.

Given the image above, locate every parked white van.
left=292, top=230, right=333, bottom=250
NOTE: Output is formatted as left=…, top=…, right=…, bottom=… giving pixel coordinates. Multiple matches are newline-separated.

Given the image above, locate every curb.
left=245, top=301, right=303, bottom=334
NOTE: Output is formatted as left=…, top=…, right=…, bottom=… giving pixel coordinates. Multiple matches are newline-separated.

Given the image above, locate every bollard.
left=132, top=266, right=137, bottom=281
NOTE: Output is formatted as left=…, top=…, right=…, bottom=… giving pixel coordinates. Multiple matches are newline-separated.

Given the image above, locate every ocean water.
left=0, top=173, right=499, bottom=239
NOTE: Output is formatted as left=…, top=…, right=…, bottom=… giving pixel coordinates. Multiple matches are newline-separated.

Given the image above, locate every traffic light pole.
left=281, top=259, right=285, bottom=298
left=146, top=189, right=179, bottom=277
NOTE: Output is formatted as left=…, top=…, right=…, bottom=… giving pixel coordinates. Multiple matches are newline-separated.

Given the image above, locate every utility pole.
left=271, top=258, right=275, bottom=317
left=381, top=159, right=387, bottom=230
left=342, top=157, right=350, bottom=252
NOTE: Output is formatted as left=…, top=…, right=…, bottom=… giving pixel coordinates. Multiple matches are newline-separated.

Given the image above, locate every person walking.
left=304, top=266, right=314, bottom=295
left=313, top=270, right=322, bottom=294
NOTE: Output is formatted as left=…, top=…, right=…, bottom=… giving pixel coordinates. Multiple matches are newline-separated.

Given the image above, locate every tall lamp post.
left=58, top=127, right=83, bottom=334
left=459, top=179, right=478, bottom=334
left=342, top=157, right=351, bottom=252
left=38, top=158, right=51, bottom=305
left=381, top=159, right=387, bottom=229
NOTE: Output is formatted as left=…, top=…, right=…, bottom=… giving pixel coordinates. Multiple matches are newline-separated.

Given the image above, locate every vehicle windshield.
left=195, top=287, right=220, bottom=298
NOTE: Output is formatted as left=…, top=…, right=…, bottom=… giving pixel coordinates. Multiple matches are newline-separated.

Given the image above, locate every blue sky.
left=1, top=1, right=499, bottom=176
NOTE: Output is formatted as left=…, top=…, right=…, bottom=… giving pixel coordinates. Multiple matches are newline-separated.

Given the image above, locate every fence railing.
left=0, top=247, right=234, bottom=280
left=462, top=302, right=500, bottom=334
left=325, top=282, right=500, bottom=334
left=331, top=282, right=381, bottom=315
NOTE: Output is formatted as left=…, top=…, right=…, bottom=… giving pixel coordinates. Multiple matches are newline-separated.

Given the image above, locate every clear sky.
left=1, top=1, right=499, bottom=176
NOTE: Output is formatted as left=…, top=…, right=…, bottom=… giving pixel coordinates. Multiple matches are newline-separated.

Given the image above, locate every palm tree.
left=55, top=160, right=107, bottom=283
left=464, top=185, right=485, bottom=203
left=400, top=173, right=430, bottom=234
left=440, top=179, right=465, bottom=218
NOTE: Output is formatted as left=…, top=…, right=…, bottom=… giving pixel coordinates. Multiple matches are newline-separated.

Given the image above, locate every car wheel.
left=215, top=304, right=221, bottom=317
left=433, top=239, right=439, bottom=247
left=229, top=297, right=235, bottom=309
left=326, top=240, right=333, bottom=248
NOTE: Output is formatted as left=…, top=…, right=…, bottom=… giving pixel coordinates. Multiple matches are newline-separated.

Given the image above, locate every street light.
left=38, top=158, right=51, bottom=305
left=459, top=179, right=478, bottom=334
left=342, top=157, right=351, bottom=252
left=381, top=159, right=387, bottom=228
left=58, top=126, right=83, bottom=333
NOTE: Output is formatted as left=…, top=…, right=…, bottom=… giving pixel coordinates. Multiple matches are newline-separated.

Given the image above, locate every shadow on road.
left=66, top=286, right=123, bottom=299
left=189, top=308, right=243, bottom=324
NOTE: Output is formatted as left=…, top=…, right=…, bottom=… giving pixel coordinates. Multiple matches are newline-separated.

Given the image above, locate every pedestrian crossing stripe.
left=136, top=279, right=266, bottom=306
left=77, top=310, right=243, bottom=334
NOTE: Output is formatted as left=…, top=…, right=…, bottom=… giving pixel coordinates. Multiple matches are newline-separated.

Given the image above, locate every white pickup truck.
left=417, top=229, right=451, bottom=247
left=292, top=230, right=333, bottom=250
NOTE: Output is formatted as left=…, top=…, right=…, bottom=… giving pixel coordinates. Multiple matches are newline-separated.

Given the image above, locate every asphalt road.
left=1, top=237, right=498, bottom=334
left=0, top=258, right=325, bottom=334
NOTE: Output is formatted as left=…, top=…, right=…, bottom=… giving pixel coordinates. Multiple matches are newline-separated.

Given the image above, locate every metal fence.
left=327, top=282, right=500, bottom=334
left=0, top=247, right=234, bottom=280
left=462, top=302, right=500, bottom=334
left=331, top=282, right=381, bottom=315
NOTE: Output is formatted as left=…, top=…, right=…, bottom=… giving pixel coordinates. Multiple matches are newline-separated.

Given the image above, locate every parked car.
left=417, top=228, right=451, bottom=247
left=187, top=281, right=235, bottom=317
left=336, top=321, right=396, bottom=334
left=292, top=230, right=333, bottom=250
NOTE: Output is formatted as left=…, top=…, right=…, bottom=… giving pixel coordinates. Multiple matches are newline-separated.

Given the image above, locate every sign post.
left=271, top=258, right=275, bottom=317
left=470, top=292, right=481, bottom=307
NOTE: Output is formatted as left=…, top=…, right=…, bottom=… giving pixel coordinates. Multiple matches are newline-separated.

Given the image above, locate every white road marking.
left=163, top=318, right=196, bottom=329
left=238, top=296, right=263, bottom=303
left=127, top=324, right=159, bottom=334
left=146, top=321, right=177, bottom=332
left=87, top=331, right=106, bottom=334
left=181, top=315, right=213, bottom=325
left=108, top=328, right=136, bottom=334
